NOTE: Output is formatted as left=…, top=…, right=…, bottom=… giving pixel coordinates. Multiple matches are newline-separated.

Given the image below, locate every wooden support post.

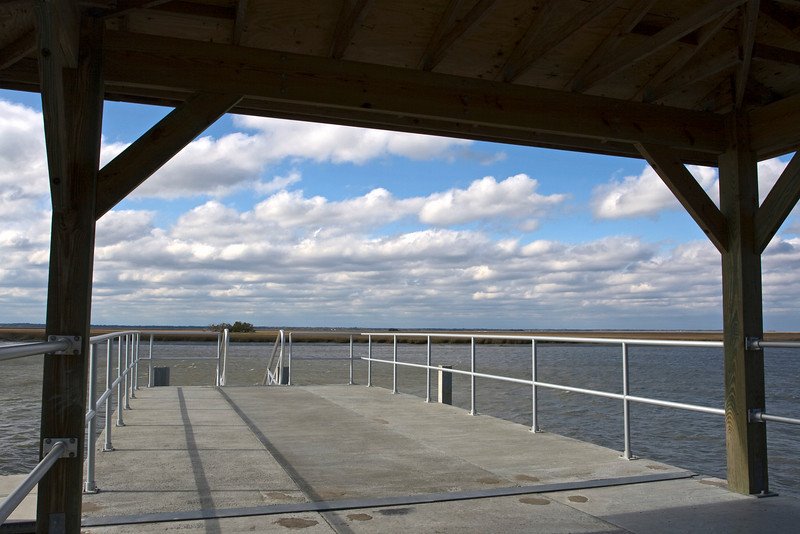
left=718, top=114, right=768, bottom=495
left=37, top=15, right=105, bottom=533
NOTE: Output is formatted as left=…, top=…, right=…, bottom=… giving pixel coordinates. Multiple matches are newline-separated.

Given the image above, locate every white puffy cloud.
left=592, top=164, right=717, bottom=219
left=419, top=174, right=565, bottom=227
left=592, top=157, right=789, bottom=220
left=96, top=116, right=502, bottom=199
left=233, top=116, right=477, bottom=164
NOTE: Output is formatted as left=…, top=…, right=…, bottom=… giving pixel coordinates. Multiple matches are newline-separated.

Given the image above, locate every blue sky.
left=1, top=88, right=798, bottom=330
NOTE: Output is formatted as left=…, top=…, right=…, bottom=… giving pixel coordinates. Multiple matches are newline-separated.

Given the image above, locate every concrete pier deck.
left=21, top=385, right=800, bottom=532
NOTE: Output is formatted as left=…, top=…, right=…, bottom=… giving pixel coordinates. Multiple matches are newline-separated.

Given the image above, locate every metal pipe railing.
left=0, top=441, right=67, bottom=524
left=0, top=339, right=72, bottom=363
left=360, top=331, right=798, bottom=461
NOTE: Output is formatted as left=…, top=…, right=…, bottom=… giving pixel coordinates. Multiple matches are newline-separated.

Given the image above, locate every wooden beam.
left=96, top=92, right=241, bottom=218
left=0, top=54, right=725, bottom=165
left=37, top=14, right=105, bottom=534
left=498, top=0, right=559, bottom=82
left=719, top=113, right=768, bottom=495
left=418, top=0, right=497, bottom=71
left=644, top=48, right=739, bottom=104
left=35, top=0, right=79, bottom=212
left=636, top=142, right=728, bottom=252
left=504, top=0, right=624, bottom=83
left=99, top=30, right=727, bottom=156
left=749, top=93, right=800, bottom=158
left=638, top=11, right=735, bottom=102
left=0, top=29, right=36, bottom=70
left=753, top=42, right=800, bottom=66
left=100, top=0, right=184, bottom=19
left=568, top=0, right=656, bottom=92
left=755, top=151, right=800, bottom=251
left=578, top=0, right=746, bottom=91
left=735, top=1, right=760, bottom=109
left=329, top=0, right=369, bottom=59
left=232, top=0, right=249, bottom=45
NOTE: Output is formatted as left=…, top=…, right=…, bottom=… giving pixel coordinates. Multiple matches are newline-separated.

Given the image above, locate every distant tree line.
left=208, top=321, right=256, bottom=333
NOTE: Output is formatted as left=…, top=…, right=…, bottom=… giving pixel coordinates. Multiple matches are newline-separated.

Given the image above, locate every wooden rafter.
left=755, top=151, right=800, bottom=251
left=96, top=92, right=242, bottom=219
left=503, top=0, right=623, bottom=83
left=233, top=0, right=249, bottom=45
left=418, top=0, right=497, bottom=71
left=645, top=48, right=739, bottom=104
left=568, top=0, right=656, bottom=92
left=578, top=0, right=747, bottom=92
left=329, top=0, right=370, bottom=59
left=99, top=0, right=174, bottom=19
left=636, top=142, right=729, bottom=253
left=759, top=0, right=800, bottom=40
left=735, top=1, right=760, bottom=109
left=753, top=42, right=800, bottom=66
left=638, top=11, right=735, bottom=102
left=497, top=0, right=558, bottom=82
left=0, top=29, right=35, bottom=70
left=749, top=92, right=800, bottom=156
left=99, top=30, right=728, bottom=156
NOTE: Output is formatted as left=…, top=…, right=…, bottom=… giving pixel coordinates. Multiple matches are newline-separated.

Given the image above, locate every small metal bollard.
left=152, top=366, right=170, bottom=386
left=280, top=366, right=289, bottom=385
left=438, top=365, right=452, bottom=405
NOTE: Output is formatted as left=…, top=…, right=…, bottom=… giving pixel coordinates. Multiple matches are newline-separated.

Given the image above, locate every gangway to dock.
left=69, top=384, right=800, bottom=533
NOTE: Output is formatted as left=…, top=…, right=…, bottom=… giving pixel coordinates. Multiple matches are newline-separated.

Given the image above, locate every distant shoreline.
left=2, top=327, right=799, bottom=344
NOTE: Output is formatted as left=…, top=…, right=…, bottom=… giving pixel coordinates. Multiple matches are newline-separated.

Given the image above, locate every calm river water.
left=1, top=340, right=798, bottom=497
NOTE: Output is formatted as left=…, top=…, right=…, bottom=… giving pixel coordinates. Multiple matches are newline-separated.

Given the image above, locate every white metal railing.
left=0, top=331, right=140, bottom=523
left=359, top=332, right=800, bottom=461
left=263, top=330, right=285, bottom=385
left=137, top=329, right=230, bottom=388
left=276, top=332, right=358, bottom=386
left=0, top=328, right=229, bottom=524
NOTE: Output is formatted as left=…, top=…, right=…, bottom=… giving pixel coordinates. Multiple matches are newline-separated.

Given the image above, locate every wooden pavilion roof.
left=2, top=0, right=800, bottom=167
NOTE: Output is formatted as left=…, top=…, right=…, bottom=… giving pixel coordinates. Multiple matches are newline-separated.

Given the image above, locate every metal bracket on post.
left=748, top=409, right=765, bottom=424
left=47, top=335, right=82, bottom=355
left=745, top=337, right=762, bottom=351
left=42, top=438, right=78, bottom=458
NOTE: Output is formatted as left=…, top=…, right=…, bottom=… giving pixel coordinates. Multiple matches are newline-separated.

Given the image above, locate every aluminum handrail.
left=0, top=441, right=67, bottom=524
left=357, top=332, right=798, bottom=461
left=362, top=331, right=724, bottom=347
left=751, top=340, right=800, bottom=349
left=0, top=339, right=72, bottom=363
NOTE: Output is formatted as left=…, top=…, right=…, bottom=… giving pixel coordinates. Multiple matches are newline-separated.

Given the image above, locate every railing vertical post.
left=84, top=343, right=98, bottom=492
left=104, top=339, right=114, bottom=451
left=286, top=332, right=292, bottom=386
left=131, top=333, right=138, bottom=396
left=470, top=337, right=476, bottom=415
left=425, top=335, right=431, bottom=403
left=215, top=332, right=221, bottom=387
left=124, top=334, right=131, bottom=409
left=367, top=335, right=372, bottom=387
left=392, top=335, right=398, bottom=394
left=223, top=328, right=230, bottom=385
left=148, top=334, right=154, bottom=387
left=349, top=335, right=354, bottom=385
left=116, top=336, right=125, bottom=426
left=532, top=339, right=539, bottom=432
left=622, top=342, right=632, bottom=459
